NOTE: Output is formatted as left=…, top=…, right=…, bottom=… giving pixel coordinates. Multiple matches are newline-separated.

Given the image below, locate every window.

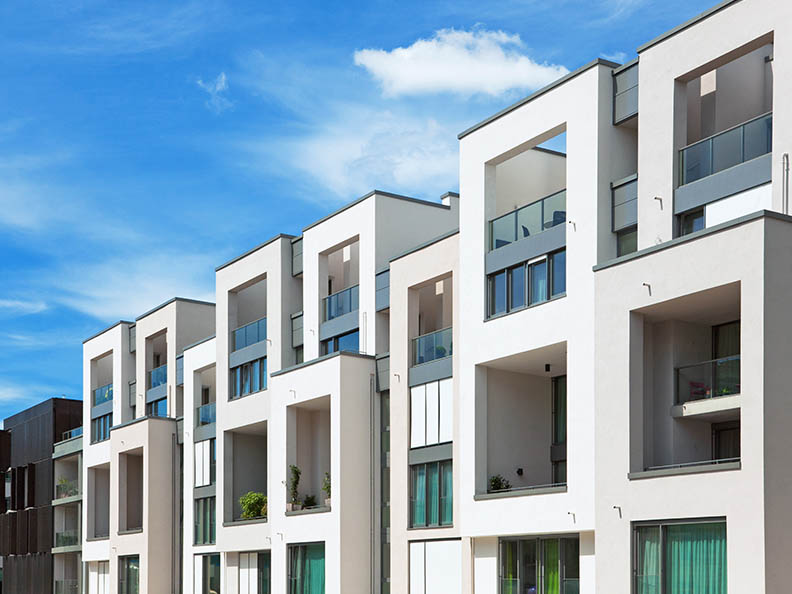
left=499, top=536, right=579, bottom=594
left=551, top=376, right=567, bottom=485
left=409, top=460, right=452, bottom=528
left=634, top=520, right=726, bottom=594
left=128, top=381, right=136, bottom=406
left=320, top=330, right=359, bottom=355
left=410, top=379, right=453, bottom=448
left=712, top=421, right=740, bottom=460
left=91, top=413, right=112, bottom=443
left=487, top=250, right=566, bottom=318
left=295, top=346, right=304, bottom=365
left=288, top=543, right=325, bottom=594
left=194, top=497, right=216, bottom=545
left=146, top=398, right=167, bottom=417
left=195, top=554, right=221, bottom=594
left=230, top=357, right=268, bottom=400
left=617, top=227, right=638, bottom=256
left=119, top=555, right=139, bottom=594
left=195, top=439, right=216, bottom=487
left=679, top=208, right=705, bottom=236
left=239, top=552, right=271, bottom=594
left=409, top=540, right=462, bottom=594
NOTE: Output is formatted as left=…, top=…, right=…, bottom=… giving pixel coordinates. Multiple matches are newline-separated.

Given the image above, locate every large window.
left=146, top=398, right=167, bottom=417
left=410, top=379, right=453, bottom=448
left=500, top=536, right=579, bottom=594
left=288, top=542, right=325, bottom=594
left=239, top=552, right=271, bottom=594
left=320, top=330, right=359, bottom=355
left=410, top=460, right=452, bottom=528
left=488, top=250, right=566, bottom=318
left=230, top=357, right=268, bottom=400
left=91, top=413, right=112, bottom=444
left=634, top=520, right=726, bottom=594
left=551, top=376, right=567, bottom=485
left=195, top=439, right=216, bottom=487
left=119, top=555, right=139, bottom=594
left=194, top=497, right=216, bottom=545
left=195, top=554, right=221, bottom=594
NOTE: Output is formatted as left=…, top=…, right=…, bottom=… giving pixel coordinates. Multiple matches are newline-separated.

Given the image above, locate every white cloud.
left=197, top=72, right=233, bottom=113
left=602, top=51, right=628, bottom=63
left=0, top=299, right=48, bottom=315
left=0, top=380, right=63, bottom=404
left=354, top=28, right=568, bottom=97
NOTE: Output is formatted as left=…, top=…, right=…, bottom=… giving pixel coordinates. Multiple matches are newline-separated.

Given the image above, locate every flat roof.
left=457, top=58, right=619, bottom=140
left=135, top=296, right=215, bottom=322
left=637, top=0, right=743, bottom=54
left=82, top=320, right=133, bottom=344
left=215, top=233, right=296, bottom=272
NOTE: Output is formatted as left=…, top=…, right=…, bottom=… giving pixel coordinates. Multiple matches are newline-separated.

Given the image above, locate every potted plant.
left=303, top=495, right=317, bottom=508
left=488, top=474, right=511, bottom=493
left=287, top=464, right=302, bottom=511
left=239, top=491, right=267, bottom=519
left=56, top=476, right=77, bottom=498
left=322, top=471, right=331, bottom=507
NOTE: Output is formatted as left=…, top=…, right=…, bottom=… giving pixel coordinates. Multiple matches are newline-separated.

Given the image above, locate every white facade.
left=73, top=1, right=792, bottom=593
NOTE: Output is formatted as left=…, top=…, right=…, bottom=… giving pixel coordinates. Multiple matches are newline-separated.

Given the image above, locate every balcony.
left=232, top=317, right=268, bottom=352
left=323, top=284, right=359, bottom=321
left=676, top=355, right=740, bottom=404
left=680, top=112, right=772, bottom=186
left=55, top=478, right=79, bottom=500
left=489, top=190, right=566, bottom=251
left=55, top=528, right=79, bottom=548
left=93, top=383, right=113, bottom=406
left=55, top=580, right=79, bottom=594
left=197, top=402, right=216, bottom=427
left=61, top=427, right=82, bottom=442
left=148, top=363, right=167, bottom=389
left=412, top=328, right=452, bottom=366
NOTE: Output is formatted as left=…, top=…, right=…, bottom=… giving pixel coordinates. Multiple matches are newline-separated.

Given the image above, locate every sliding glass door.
left=499, top=536, right=579, bottom=594
left=288, top=542, right=325, bottom=594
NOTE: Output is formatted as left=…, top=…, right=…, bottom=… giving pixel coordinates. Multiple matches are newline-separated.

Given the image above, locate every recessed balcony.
left=323, top=284, right=359, bottom=322
left=489, top=189, right=566, bottom=252
left=232, top=316, right=268, bottom=352
left=93, top=383, right=113, bottom=406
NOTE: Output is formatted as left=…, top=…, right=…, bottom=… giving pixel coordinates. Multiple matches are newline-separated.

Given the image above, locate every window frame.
left=498, top=535, right=580, bottom=594
left=91, top=413, right=113, bottom=444
left=409, top=459, right=452, bottom=529
left=486, top=249, right=566, bottom=319
left=194, top=496, right=216, bottom=545
left=229, top=357, right=268, bottom=401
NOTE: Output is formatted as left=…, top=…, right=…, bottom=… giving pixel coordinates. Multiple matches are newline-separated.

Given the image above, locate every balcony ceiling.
left=635, top=281, right=740, bottom=325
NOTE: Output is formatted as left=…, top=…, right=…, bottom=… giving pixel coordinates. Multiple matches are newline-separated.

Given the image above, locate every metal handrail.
left=679, top=111, right=772, bottom=152
left=676, top=354, right=740, bottom=369
left=324, top=283, right=359, bottom=301
left=646, top=457, right=740, bottom=471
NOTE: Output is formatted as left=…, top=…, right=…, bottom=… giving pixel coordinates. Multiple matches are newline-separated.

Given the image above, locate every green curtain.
left=664, top=523, right=726, bottom=594
left=553, top=376, right=567, bottom=445
left=427, top=463, right=440, bottom=525
left=500, top=541, right=519, bottom=594
left=636, top=526, right=661, bottom=594
left=440, top=461, right=453, bottom=525
left=305, top=544, right=325, bottom=594
left=543, top=540, right=560, bottom=594
left=411, top=465, right=426, bottom=526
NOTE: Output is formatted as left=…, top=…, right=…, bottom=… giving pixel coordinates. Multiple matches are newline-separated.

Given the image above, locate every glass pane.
left=509, top=265, right=526, bottom=310
left=242, top=364, right=251, bottom=395
left=713, top=357, right=740, bottom=397
left=743, top=114, right=772, bottom=161
left=517, top=201, right=543, bottom=238
left=410, top=465, right=426, bottom=527
left=489, top=271, right=507, bottom=316
left=234, top=328, right=245, bottom=351
left=500, top=541, right=519, bottom=594
left=617, top=228, right=638, bottom=257
left=664, top=523, right=726, bottom=594
left=251, top=360, right=260, bottom=393
left=246, top=323, right=258, bottom=348
left=680, top=210, right=705, bottom=236
left=562, top=538, right=580, bottom=581
left=426, top=462, right=439, bottom=526
left=261, top=358, right=268, bottom=390
left=440, top=461, right=452, bottom=526
left=543, top=540, right=560, bottom=594
left=711, top=126, right=743, bottom=174
left=551, top=251, right=566, bottom=297
left=681, top=141, right=712, bottom=185
left=713, top=322, right=740, bottom=358
left=337, top=330, right=359, bottom=352
left=259, top=552, right=272, bottom=594
left=543, top=191, right=566, bottom=230
left=635, top=526, right=660, bottom=594
left=491, top=213, right=516, bottom=250
left=521, top=539, right=537, bottom=593
left=553, top=376, right=567, bottom=444
left=530, top=260, right=548, bottom=305
left=553, top=461, right=567, bottom=484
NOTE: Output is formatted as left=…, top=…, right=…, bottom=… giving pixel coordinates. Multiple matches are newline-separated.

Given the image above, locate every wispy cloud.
left=0, top=380, right=66, bottom=404
left=602, top=51, right=628, bottom=63
left=197, top=72, right=233, bottom=113
left=0, top=299, right=48, bottom=315
left=354, top=28, right=568, bottom=97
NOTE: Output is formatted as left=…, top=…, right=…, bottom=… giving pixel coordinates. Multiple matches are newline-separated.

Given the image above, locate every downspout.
left=783, top=153, right=790, bottom=214
left=370, top=374, right=376, bottom=594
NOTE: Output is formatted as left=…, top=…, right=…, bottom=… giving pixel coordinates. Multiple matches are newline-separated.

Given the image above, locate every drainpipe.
left=783, top=153, right=790, bottom=214
left=370, top=374, right=376, bottom=594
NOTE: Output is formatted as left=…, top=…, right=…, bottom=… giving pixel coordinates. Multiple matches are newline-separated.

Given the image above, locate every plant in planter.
left=322, top=471, right=331, bottom=507
left=303, top=495, right=317, bottom=508
left=287, top=464, right=302, bottom=511
left=57, top=476, right=77, bottom=498
left=488, top=474, right=512, bottom=493
left=239, top=491, right=267, bottom=519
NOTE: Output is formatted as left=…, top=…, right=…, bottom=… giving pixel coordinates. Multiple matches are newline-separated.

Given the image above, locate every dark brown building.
left=0, top=398, right=82, bottom=594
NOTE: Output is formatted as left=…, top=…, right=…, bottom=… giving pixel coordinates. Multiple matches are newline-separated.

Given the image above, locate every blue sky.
left=0, top=0, right=716, bottom=419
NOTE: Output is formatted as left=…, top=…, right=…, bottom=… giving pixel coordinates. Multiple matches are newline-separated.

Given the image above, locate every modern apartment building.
left=0, top=398, right=82, bottom=594
left=53, top=0, right=792, bottom=592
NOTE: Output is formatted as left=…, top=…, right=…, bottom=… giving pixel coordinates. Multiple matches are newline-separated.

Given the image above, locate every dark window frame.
left=487, top=249, right=566, bottom=319
left=408, top=459, right=452, bottom=529
left=229, top=357, right=268, bottom=401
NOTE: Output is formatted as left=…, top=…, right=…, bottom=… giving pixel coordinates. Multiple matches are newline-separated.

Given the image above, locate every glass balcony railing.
left=60, top=426, right=82, bottom=442
left=148, top=363, right=167, bottom=389
left=55, top=478, right=79, bottom=500
left=55, top=528, right=79, bottom=548
left=323, top=284, right=359, bottom=321
left=55, top=580, right=79, bottom=594
left=680, top=112, right=772, bottom=186
left=232, top=316, right=268, bottom=351
left=676, top=355, right=740, bottom=404
left=93, top=383, right=113, bottom=406
left=412, top=327, right=453, bottom=366
left=197, top=402, right=216, bottom=426
left=489, top=189, right=566, bottom=251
